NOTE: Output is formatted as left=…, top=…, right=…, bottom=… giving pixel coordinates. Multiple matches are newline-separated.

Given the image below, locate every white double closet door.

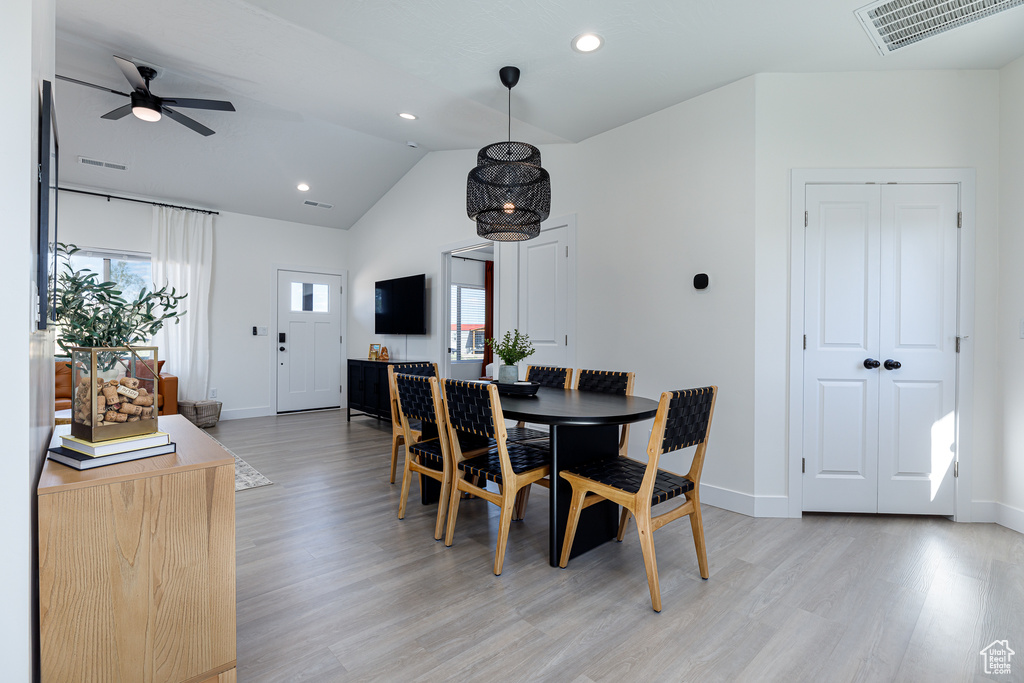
left=802, top=183, right=958, bottom=515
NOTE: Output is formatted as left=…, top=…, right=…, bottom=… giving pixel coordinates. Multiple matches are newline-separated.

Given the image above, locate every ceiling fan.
left=56, top=56, right=235, bottom=136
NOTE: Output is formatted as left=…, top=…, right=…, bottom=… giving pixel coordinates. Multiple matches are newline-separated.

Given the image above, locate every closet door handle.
left=883, top=359, right=901, bottom=370
left=863, top=358, right=881, bottom=369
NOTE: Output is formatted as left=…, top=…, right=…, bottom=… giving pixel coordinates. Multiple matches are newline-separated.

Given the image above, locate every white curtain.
left=151, top=206, right=213, bottom=402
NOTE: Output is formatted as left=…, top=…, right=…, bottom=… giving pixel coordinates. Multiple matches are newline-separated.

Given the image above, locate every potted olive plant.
left=486, top=329, right=535, bottom=383
left=54, top=243, right=186, bottom=363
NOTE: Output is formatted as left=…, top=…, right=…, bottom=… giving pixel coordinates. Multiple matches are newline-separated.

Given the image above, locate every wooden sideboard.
left=38, top=414, right=237, bottom=683
left=347, top=358, right=428, bottom=421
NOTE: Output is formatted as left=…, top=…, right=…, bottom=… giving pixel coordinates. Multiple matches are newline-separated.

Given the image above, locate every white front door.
left=803, top=184, right=958, bottom=515
left=518, top=226, right=569, bottom=372
left=277, top=270, right=344, bottom=413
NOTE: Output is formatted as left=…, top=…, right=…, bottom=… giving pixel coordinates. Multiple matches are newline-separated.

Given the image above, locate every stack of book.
left=47, top=429, right=176, bottom=470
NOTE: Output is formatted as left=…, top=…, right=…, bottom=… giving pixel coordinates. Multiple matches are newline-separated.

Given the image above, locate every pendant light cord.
left=507, top=86, right=511, bottom=142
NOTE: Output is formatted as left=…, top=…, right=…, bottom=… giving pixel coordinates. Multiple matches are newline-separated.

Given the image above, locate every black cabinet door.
left=365, top=365, right=380, bottom=413
left=348, top=361, right=366, bottom=410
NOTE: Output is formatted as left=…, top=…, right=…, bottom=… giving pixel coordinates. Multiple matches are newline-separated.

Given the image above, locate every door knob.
left=863, top=358, right=881, bottom=369
left=884, top=359, right=901, bottom=370
left=279, top=346, right=286, bottom=352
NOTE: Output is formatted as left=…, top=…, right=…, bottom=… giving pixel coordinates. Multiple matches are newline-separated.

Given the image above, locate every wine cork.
left=121, top=377, right=140, bottom=390
left=104, top=411, right=128, bottom=423
left=101, top=385, right=119, bottom=401
left=116, top=385, right=140, bottom=400
left=119, top=403, right=142, bottom=416
left=133, top=394, right=154, bottom=407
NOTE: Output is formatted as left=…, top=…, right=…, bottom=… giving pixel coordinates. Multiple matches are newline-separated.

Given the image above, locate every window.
left=68, top=248, right=152, bottom=302
left=290, top=282, right=329, bottom=312
left=450, top=284, right=486, bottom=362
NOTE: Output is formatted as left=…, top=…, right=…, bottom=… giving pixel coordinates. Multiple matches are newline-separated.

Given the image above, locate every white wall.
left=998, top=56, right=1024, bottom=530
left=1, top=0, right=54, bottom=678
left=753, top=71, right=1002, bottom=516
left=349, top=78, right=758, bottom=501
left=58, top=192, right=350, bottom=420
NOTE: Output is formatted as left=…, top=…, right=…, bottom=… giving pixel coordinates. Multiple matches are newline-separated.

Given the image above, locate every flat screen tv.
left=375, top=274, right=427, bottom=335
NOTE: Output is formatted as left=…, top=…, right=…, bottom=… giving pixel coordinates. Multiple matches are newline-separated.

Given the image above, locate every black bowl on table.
left=491, top=380, right=541, bottom=397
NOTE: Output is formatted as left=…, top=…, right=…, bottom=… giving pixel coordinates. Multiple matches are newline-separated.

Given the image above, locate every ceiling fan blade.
left=55, top=74, right=131, bottom=98
left=113, top=55, right=149, bottom=93
left=163, top=106, right=215, bottom=136
left=100, top=104, right=134, bottom=120
left=161, top=98, right=235, bottom=112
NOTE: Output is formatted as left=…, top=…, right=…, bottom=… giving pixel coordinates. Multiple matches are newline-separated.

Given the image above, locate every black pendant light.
left=467, top=66, right=551, bottom=241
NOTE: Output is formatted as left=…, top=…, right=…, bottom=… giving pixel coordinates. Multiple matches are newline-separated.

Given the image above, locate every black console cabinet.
left=347, top=359, right=428, bottom=421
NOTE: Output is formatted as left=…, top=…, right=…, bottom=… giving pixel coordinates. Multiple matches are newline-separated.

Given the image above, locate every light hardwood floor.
left=209, top=411, right=1024, bottom=683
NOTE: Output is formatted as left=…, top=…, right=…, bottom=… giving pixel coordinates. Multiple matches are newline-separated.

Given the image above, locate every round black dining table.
left=498, top=386, right=660, bottom=566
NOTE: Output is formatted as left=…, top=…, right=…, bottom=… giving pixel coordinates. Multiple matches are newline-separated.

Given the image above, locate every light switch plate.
left=257, top=326, right=268, bottom=336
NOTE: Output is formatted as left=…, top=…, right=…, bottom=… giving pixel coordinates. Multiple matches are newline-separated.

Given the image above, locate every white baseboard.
left=971, top=500, right=1024, bottom=534
left=754, top=495, right=791, bottom=518
left=220, top=406, right=274, bottom=421
left=701, top=484, right=755, bottom=516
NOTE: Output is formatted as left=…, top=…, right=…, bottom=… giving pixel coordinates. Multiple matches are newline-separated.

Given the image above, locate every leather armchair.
left=55, top=360, right=178, bottom=415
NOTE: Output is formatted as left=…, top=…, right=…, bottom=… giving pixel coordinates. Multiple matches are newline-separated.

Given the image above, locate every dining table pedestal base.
left=549, top=424, right=619, bottom=566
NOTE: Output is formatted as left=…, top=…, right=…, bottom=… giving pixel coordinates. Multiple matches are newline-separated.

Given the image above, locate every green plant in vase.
left=486, top=329, right=535, bottom=383
left=54, top=243, right=187, bottom=372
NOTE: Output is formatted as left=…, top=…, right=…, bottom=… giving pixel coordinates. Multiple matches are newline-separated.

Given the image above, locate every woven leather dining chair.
left=574, top=369, right=636, bottom=456
left=558, top=386, right=717, bottom=612
left=394, top=371, right=453, bottom=541
left=387, top=362, right=438, bottom=484
left=442, top=379, right=550, bottom=575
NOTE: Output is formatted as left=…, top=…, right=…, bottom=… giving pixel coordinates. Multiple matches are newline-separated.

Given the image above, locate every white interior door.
left=876, top=185, right=958, bottom=514
left=803, top=184, right=958, bottom=515
left=803, top=185, right=881, bottom=513
left=277, top=270, right=344, bottom=413
left=518, top=226, right=568, bottom=373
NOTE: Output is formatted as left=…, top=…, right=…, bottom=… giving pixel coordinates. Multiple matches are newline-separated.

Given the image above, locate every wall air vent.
left=855, top=0, right=1024, bottom=54
left=303, top=200, right=334, bottom=209
left=78, top=156, right=128, bottom=171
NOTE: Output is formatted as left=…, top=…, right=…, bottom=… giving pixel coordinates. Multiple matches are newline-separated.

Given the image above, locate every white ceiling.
left=54, top=0, right=1024, bottom=230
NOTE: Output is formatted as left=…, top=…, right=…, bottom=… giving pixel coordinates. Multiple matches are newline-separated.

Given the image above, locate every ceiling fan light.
left=132, top=104, right=162, bottom=122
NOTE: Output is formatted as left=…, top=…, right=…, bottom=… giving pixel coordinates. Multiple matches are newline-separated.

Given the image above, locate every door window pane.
left=450, top=284, right=485, bottom=362
left=291, top=282, right=329, bottom=312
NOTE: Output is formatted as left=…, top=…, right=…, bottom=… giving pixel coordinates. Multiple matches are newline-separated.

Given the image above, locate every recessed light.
left=571, top=33, right=603, bottom=53
left=398, top=112, right=417, bottom=120
left=297, top=183, right=310, bottom=192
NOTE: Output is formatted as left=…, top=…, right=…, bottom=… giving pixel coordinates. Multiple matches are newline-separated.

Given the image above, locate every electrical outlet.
left=209, top=388, right=218, bottom=399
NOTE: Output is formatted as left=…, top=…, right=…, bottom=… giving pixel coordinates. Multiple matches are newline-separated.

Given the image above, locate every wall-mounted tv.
left=375, top=273, right=427, bottom=335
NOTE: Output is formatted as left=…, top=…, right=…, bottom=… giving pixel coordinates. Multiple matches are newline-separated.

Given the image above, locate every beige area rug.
left=204, top=433, right=273, bottom=492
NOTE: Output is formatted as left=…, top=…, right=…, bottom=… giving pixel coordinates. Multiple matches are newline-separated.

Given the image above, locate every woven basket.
left=179, top=399, right=223, bottom=428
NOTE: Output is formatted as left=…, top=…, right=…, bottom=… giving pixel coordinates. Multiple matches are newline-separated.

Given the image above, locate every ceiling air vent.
left=855, top=0, right=1024, bottom=54
left=303, top=200, right=334, bottom=209
left=78, top=156, right=128, bottom=171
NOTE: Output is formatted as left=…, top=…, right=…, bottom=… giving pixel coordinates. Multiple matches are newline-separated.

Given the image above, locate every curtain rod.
left=58, top=187, right=220, bottom=215
left=452, top=254, right=492, bottom=263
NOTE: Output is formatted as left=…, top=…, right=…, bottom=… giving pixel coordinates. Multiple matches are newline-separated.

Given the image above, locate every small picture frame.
left=368, top=343, right=381, bottom=360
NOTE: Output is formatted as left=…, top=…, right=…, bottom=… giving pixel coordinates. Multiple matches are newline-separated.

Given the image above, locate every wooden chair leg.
left=444, top=471, right=464, bottom=547
left=635, top=513, right=662, bottom=612
left=558, top=486, right=588, bottom=568
left=493, top=487, right=517, bottom=576
left=397, top=453, right=414, bottom=520
left=617, top=507, right=631, bottom=541
left=512, top=485, right=532, bottom=521
left=390, top=434, right=402, bottom=484
left=688, top=494, right=709, bottom=579
left=434, top=472, right=452, bottom=541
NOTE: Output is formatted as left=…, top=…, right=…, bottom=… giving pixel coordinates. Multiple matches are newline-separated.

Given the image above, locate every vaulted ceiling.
left=54, top=0, right=1024, bottom=229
